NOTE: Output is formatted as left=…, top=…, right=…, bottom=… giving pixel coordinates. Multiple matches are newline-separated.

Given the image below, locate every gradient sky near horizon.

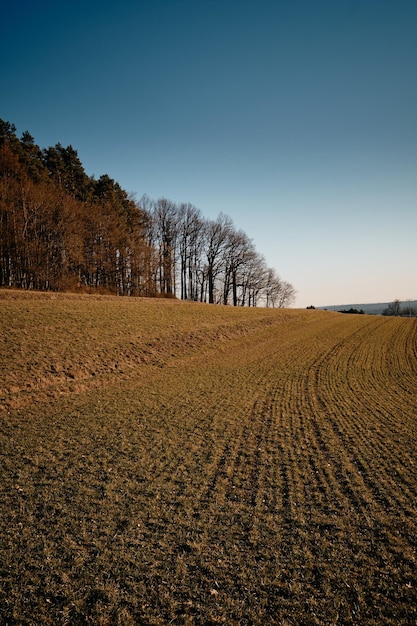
left=2, top=0, right=416, bottom=307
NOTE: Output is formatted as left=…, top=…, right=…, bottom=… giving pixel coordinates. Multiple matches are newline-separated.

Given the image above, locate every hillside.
left=1, top=290, right=417, bottom=625
left=0, top=289, right=300, bottom=413
left=320, top=300, right=417, bottom=315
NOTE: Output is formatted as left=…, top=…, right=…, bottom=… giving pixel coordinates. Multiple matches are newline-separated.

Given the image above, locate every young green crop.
left=1, top=290, right=416, bottom=624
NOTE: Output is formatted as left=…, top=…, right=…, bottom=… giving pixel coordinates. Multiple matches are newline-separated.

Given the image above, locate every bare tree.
left=136, top=195, right=159, bottom=296
left=383, top=299, right=402, bottom=316
left=177, top=203, right=204, bottom=301
left=264, top=268, right=296, bottom=308
left=204, top=214, right=232, bottom=304
left=232, top=248, right=265, bottom=306
left=264, top=268, right=280, bottom=308
left=223, top=228, right=258, bottom=306
left=276, top=280, right=297, bottom=308
left=152, top=198, right=178, bottom=296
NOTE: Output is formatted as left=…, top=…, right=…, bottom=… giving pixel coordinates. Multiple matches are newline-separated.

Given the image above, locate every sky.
left=2, top=0, right=416, bottom=307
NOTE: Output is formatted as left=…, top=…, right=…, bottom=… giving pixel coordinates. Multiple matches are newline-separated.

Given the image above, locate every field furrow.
left=1, top=293, right=416, bottom=625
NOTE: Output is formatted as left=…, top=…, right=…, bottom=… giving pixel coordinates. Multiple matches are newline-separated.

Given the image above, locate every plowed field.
left=1, top=291, right=416, bottom=625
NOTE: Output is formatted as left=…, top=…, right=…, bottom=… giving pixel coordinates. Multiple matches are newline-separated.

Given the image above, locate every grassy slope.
left=1, top=290, right=417, bottom=625
left=0, top=290, right=296, bottom=412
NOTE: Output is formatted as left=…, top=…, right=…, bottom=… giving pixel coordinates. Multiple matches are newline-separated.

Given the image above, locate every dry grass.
left=1, top=289, right=416, bottom=625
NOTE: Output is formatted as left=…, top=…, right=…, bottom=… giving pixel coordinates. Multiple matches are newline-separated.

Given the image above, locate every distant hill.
left=318, top=300, right=417, bottom=316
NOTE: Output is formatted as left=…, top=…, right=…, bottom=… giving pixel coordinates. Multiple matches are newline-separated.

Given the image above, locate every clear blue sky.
left=2, top=0, right=416, bottom=307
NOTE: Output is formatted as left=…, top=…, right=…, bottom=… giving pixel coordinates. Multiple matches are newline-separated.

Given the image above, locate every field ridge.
left=1, top=290, right=416, bottom=625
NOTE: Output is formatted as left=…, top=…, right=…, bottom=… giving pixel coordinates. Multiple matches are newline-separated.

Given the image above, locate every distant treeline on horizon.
left=318, top=300, right=417, bottom=317
left=0, top=119, right=295, bottom=307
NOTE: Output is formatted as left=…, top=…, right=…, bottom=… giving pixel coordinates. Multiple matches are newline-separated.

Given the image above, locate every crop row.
left=0, top=300, right=416, bottom=624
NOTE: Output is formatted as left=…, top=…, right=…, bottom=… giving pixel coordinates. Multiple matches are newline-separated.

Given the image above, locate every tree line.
left=382, top=300, right=416, bottom=317
left=0, top=119, right=295, bottom=307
